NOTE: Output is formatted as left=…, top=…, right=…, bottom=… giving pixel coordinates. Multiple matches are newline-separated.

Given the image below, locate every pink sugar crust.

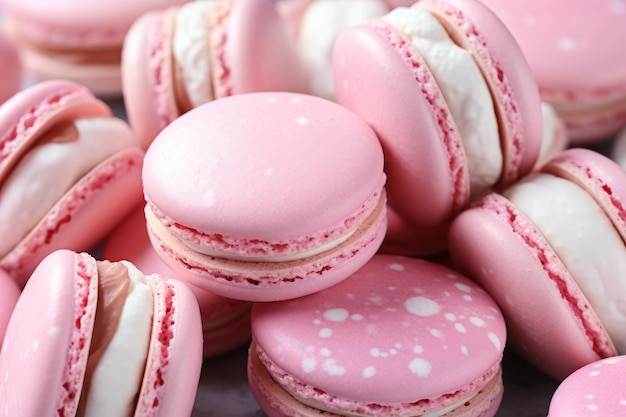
left=0, top=250, right=97, bottom=416
left=250, top=254, right=506, bottom=416
left=0, top=0, right=190, bottom=48
left=0, top=148, right=145, bottom=286
left=333, top=21, right=469, bottom=227
left=249, top=346, right=504, bottom=417
left=0, top=32, right=21, bottom=104
left=102, top=205, right=252, bottom=357
left=135, top=273, right=203, bottom=416
left=122, top=9, right=178, bottom=150
left=0, top=80, right=111, bottom=181
left=542, top=148, right=626, bottom=245
left=146, top=192, right=387, bottom=302
left=0, top=269, right=20, bottom=347
left=448, top=192, right=615, bottom=380
left=548, top=356, right=626, bottom=416
left=143, top=92, right=385, bottom=254
left=122, top=0, right=308, bottom=150
left=417, top=0, right=542, bottom=188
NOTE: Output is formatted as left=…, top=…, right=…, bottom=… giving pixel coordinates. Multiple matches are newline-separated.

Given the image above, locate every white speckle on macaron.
left=319, top=328, right=332, bottom=338
left=413, top=345, right=424, bottom=354
left=409, top=358, right=431, bottom=377
left=470, top=317, right=486, bottom=327
left=461, top=345, right=469, bottom=355
left=558, top=37, right=577, bottom=51
left=363, top=366, right=376, bottom=378
left=488, top=333, right=501, bottom=350
left=455, top=283, right=472, bottom=293
left=405, top=296, right=440, bottom=317
left=324, top=359, right=346, bottom=376
left=266, top=97, right=278, bottom=104
left=389, top=263, right=405, bottom=271
left=324, top=308, right=349, bottom=322
left=320, top=348, right=331, bottom=357
left=302, top=358, right=316, bottom=373
left=430, top=329, right=443, bottom=339
left=455, top=323, right=467, bottom=334
left=445, top=313, right=457, bottom=321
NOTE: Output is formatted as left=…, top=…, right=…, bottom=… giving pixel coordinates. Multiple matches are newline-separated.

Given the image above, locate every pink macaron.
left=479, top=0, right=626, bottom=144
left=248, top=254, right=507, bottom=417
left=143, top=91, right=387, bottom=302
left=102, top=204, right=252, bottom=358
left=0, top=249, right=203, bottom=416
left=0, top=80, right=144, bottom=286
left=0, top=31, right=21, bottom=104
left=0, top=0, right=190, bottom=96
left=122, top=0, right=308, bottom=150
left=548, top=356, right=626, bottom=416
left=0, top=268, right=20, bottom=346
left=333, top=0, right=543, bottom=229
left=449, top=147, right=626, bottom=380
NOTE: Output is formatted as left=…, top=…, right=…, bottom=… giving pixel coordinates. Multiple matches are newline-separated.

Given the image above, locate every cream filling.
left=298, top=0, right=388, bottom=100
left=0, top=117, right=134, bottom=258
left=504, top=173, right=626, bottom=353
left=172, top=1, right=221, bottom=109
left=82, top=261, right=154, bottom=417
left=182, top=228, right=356, bottom=262
left=382, top=8, right=501, bottom=198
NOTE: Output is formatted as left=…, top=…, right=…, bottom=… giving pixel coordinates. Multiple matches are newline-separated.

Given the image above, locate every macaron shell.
left=0, top=32, right=21, bottom=104
left=417, top=0, right=542, bottom=187
left=102, top=205, right=252, bottom=357
left=0, top=268, right=20, bottom=345
left=0, top=0, right=190, bottom=48
left=145, top=198, right=387, bottom=301
left=0, top=80, right=112, bottom=180
left=135, top=274, right=203, bottom=416
left=0, top=148, right=144, bottom=286
left=548, top=356, right=626, bottom=416
left=448, top=193, right=614, bottom=380
left=251, top=255, right=506, bottom=413
left=122, top=9, right=178, bottom=150
left=248, top=343, right=504, bottom=417
left=0, top=249, right=98, bottom=416
left=541, top=148, right=626, bottom=245
left=333, top=22, right=469, bottom=227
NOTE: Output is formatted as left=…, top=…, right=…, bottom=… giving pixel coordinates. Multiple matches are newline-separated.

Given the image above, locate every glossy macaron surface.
left=251, top=254, right=506, bottom=415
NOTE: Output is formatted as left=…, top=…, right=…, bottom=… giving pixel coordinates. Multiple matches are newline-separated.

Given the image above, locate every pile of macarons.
left=0, top=0, right=624, bottom=416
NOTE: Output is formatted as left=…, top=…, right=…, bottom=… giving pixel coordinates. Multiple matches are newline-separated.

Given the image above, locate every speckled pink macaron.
left=479, top=0, right=626, bottom=144
left=333, top=0, right=542, bottom=228
left=143, top=92, right=387, bottom=302
left=249, top=254, right=507, bottom=417
left=102, top=205, right=252, bottom=357
left=449, top=148, right=626, bottom=380
left=548, top=356, right=626, bottom=416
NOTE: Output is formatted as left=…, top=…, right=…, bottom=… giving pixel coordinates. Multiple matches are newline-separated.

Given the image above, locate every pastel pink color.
left=0, top=32, right=21, bottom=104
left=333, top=0, right=542, bottom=229
left=479, top=0, right=626, bottom=143
left=0, top=268, right=20, bottom=346
left=548, top=356, right=626, bottom=416
left=122, top=0, right=308, bottom=149
left=449, top=148, right=626, bottom=380
left=143, top=92, right=387, bottom=302
left=0, top=249, right=203, bottom=416
left=0, top=80, right=144, bottom=286
left=0, top=0, right=190, bottom=96
left=102, top=205, right=252, bottom=357
left=249, top=254, right=506, bottom=417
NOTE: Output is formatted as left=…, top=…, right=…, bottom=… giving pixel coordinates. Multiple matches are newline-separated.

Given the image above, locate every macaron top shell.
left=143, top=92, right=385, bottom=253
left=252, top=254, right=506, bottom=413
left=548, top=356, right=626, bottom=416
left=478, top=0, right=626, bottom=103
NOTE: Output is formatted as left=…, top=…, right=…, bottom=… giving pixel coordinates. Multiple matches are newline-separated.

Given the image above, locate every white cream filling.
left=504, top=173, right=626, bottom=353
left=382, top=8, right=502, bottom=198
left=298, top=0, right=388, bottom=100
left=182, top=229, right=356, bottom=262
left=82, top=261, right=154, bottom=417
left=0, top=117, right=134, bottom=258
left=172, top=0, right=221, bottom=108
